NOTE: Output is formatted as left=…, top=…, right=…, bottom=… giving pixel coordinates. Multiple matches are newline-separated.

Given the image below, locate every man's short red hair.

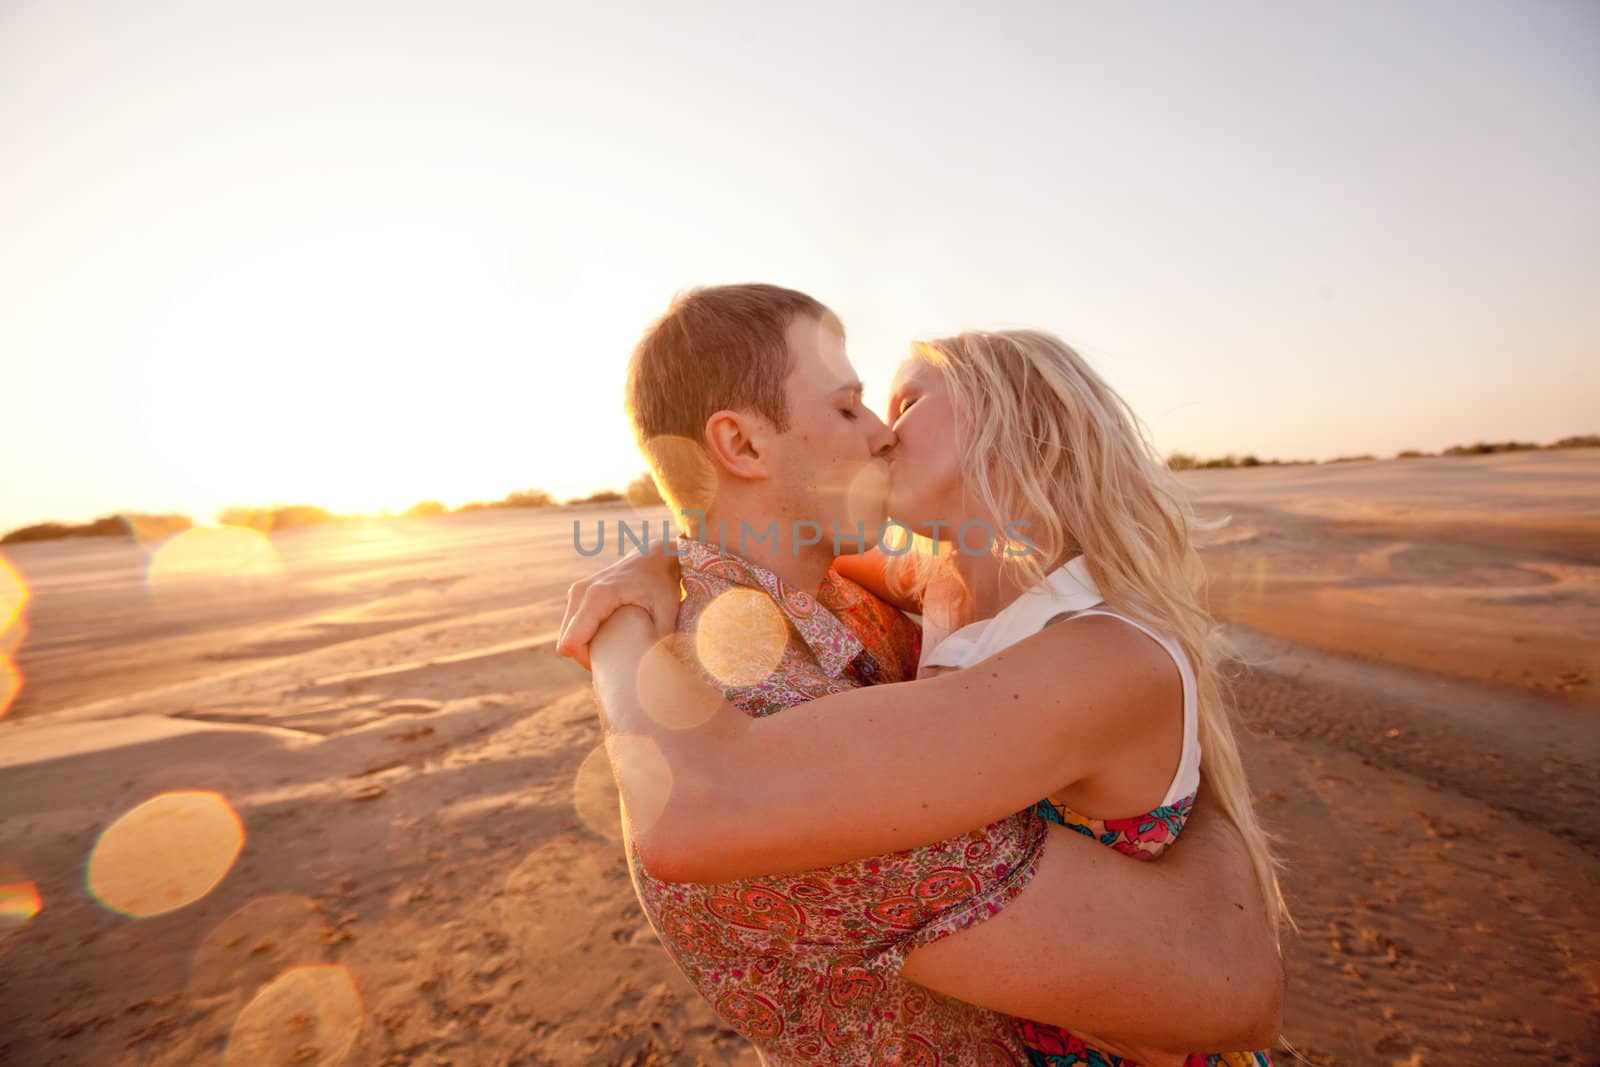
left=626, top=284, right=836, bottom=516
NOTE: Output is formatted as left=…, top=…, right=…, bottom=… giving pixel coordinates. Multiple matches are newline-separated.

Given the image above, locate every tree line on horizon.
left=1165, top=433, right=1598, bottom=471
left=0, top=474, right=668, bottom=546
left=5, top=436, right=1596, bottom=546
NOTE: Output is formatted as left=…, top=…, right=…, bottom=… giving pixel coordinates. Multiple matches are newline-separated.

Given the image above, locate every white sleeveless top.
left=918, top=555, right=1202, bottom=808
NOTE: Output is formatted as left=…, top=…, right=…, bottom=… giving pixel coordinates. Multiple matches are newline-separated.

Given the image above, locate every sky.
left=3, top=0, right=1597, bottom=531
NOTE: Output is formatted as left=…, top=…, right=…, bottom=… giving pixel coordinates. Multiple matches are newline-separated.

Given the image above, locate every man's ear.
left=704, top=410, right=772, bottom=480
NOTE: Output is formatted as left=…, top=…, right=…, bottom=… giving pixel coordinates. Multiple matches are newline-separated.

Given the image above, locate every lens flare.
left=147, top=525, right=286, bottom=600
left=190, top=894, right=330, bottom=1007
left=636, top=435, right=717, bottom=520
left=0, top=553, right=26, bottom=633
left=0, top=555, right=26, bottom=718
left=636, top=634, right=723, bottom=730
left=0, top=656, right=19, bottom=719
left=88, top=791, right=245, bottom=918
left=122, top=513, right=194, bottom=550
left=0, top=615, right=26, bottom=657
left=572, top=744, right=624, bottom=842
left=573, top=737, right=674, bottom=842
left=607, top=733, right=673, bottom=838
left=841, top=458, right=891, bottom=542
left=624, top=467, right=672, bottom=517
left=224, top=964, right=363, bottom=1067
left=695, top=588, right=788, bottom=687
left=0, top=881, right=42, bottom=933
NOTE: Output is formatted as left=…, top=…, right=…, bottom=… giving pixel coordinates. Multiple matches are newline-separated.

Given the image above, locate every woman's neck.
left=919, top=550, right=1041, bottom=666
left=944, top=549, right=1033, bottom=626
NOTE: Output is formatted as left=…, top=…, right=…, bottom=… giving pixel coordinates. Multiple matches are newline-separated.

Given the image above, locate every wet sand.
left=1, top=450, right=1597, bottom=1065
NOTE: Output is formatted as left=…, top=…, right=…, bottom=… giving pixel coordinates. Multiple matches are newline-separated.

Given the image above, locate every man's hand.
left=556, top=542, right=683, bottom=669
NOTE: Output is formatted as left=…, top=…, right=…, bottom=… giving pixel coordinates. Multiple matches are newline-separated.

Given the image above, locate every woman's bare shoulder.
left=977, top=611, right=1181, bottom=731
left=1016, top=608, right=1176, bottom=671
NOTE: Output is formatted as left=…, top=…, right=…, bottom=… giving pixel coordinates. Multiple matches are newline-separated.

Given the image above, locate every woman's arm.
left=556, top=546, right=682, bottom=670
left=590, top=605, right=1175, bottom=879
left=827, top=546, right=923, bottom=613
left=592, top=610, right=1283, bottom=1052
left=902, top=808, right=1283, bottom=1054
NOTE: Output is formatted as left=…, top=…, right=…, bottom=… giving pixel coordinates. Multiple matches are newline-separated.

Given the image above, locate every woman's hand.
left=828, top=546, right=925, bottom=614
left=556, top=541, right=683, bottom=669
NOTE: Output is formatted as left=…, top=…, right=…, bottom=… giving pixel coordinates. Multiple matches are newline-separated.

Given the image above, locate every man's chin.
left=826, top=508, right=888, bottom=555
left=842, top=461, right=891, bottom=537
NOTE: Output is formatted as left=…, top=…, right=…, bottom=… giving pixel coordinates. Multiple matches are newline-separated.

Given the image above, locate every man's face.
left=768, top=314, right=895, bottom=552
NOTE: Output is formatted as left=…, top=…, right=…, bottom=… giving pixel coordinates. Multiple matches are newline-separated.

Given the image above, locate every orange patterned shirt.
left=624, top=539, right=1046, bottom=1066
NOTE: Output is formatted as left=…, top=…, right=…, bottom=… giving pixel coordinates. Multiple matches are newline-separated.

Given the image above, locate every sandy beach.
left=1, top=450, right=1596, bottom=1066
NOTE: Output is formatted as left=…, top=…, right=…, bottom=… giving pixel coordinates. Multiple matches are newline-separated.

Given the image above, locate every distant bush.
left=1168, top=435, right=1595, bottom=470
left=502, top=489, right=557, bottom=508
left=26, top=431, right=1589, bottom=543
left=457, top=489, right=556, bottom=512
left=217, top=504, right=338, bottom=531
left=1, top=512, right=193, bottom=545
left=273, top=505, right=338, bottom=529
left=566, top=490, right=625, bottom=506
left=216, top=506, right=262, bottom=529
left=1443, top=441, right=1541, bottom=456
left=626, top=472, right=666, bottom=508
left=2, top=516, right=125, bottom=544
left=1167, top=453, right=1312, bottom=471
left=123, top=513, right=194, bottom=542
left=3, top=521, right=73, bottom=544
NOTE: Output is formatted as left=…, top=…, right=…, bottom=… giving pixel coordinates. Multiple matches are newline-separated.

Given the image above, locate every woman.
left=562, top=328, right=1285, bottom=1066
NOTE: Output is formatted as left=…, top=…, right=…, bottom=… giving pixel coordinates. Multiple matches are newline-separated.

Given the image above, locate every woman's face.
left=884, top=355, right=967, bottom=538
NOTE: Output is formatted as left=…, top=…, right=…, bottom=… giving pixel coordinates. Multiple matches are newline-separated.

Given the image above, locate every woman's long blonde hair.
left=890, top=329, right=1287, bottom=933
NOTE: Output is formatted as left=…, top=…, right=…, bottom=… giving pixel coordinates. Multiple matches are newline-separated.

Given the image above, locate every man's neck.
left=695, top=508, right=835, bottom=595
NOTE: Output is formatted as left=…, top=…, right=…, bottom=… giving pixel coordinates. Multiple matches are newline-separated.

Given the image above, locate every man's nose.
left=866, top=412, right=896, bottom=458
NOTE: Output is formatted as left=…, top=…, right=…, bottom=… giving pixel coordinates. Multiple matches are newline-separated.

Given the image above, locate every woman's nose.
left=858, top=406, right=896, bottom=457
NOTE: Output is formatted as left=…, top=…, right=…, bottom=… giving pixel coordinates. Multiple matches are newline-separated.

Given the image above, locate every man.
left=559, top=285, right=1281, bottom=1065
